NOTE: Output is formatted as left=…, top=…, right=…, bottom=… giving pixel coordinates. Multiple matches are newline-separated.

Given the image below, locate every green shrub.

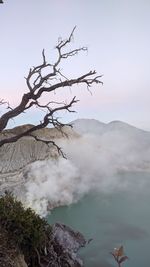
left=0, top=192, right=52, bottom=265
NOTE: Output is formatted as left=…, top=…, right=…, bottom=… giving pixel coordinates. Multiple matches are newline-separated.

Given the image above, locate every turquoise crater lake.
left=47, top=172, right=150, bottom=267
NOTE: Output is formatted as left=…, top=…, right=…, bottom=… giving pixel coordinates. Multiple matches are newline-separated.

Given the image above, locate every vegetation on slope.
left=0, top=192, right=52, bottom=266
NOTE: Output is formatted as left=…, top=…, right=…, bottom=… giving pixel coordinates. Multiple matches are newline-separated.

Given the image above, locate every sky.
left=0, top=0, right=150, bottom=130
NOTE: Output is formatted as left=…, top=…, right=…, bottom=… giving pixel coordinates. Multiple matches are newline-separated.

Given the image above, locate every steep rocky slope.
left=0, top=124, right=79, bottom=193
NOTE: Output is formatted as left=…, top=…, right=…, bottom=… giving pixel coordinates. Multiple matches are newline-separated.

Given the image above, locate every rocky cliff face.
left=0, top=124, right=79, bottom=193
left=35, top=223, right=86, bottom=267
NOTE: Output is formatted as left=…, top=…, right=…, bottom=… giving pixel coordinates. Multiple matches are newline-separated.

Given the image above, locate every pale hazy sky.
left=0, top=0, right=150, bottom=130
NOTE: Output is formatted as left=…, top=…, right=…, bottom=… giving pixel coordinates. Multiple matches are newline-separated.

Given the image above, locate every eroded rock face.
left=29, top=222, right=87, bottom=267
left=0, top=124, right=79, bottom=193
left=0, top=137, right=56, bottom=194
left=51, top=223, right=86, bottom=267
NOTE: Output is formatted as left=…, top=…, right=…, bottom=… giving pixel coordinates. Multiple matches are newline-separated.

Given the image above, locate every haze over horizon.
left=0, top=0, right=150, bottom=130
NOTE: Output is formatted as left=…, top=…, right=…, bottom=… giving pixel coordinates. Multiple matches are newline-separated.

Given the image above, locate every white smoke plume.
left=22, top=120, right=150, bottom=216
left=23, top=158, right=80, bottom=217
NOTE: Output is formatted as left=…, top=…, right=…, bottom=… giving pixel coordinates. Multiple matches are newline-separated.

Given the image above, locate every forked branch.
left=0, top=28, right=103, bottom=155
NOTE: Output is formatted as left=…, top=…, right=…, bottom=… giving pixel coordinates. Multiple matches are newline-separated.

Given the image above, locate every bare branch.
left=0, top=96, right=78, bottom=148
left=0, top=99, right=13, bottom=110
left=0, top=27, right=103, bottom=154
left=31, top=135, right=66, bottom=159
left=57, top=26, right=76, bottom=50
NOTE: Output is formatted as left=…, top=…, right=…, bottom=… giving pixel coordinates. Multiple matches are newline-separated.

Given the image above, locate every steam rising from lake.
left=22, top=120, right=150, bottom=216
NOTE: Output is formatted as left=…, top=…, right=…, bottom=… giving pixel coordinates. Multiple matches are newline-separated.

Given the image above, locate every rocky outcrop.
left=52, top=223, right=86, bottom=266
left=30, top=222, right=87, bottom=267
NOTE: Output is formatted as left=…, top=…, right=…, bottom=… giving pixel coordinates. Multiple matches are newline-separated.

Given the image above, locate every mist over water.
left=47, top=173, right=150, bottom=267
left=22, top=120, right=150, bottom=217
left=18, top=120, right=150, bottom=266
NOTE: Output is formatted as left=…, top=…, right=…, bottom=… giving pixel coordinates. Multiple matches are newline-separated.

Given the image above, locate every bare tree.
left=0, top=27, right=102, bottom=155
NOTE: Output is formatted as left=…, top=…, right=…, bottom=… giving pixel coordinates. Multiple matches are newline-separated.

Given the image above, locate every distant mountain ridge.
left=71, top=118, right=148, bottom=135
left=71, top=119, right=106, bottom=135
left=66, top=118, right=150, bottom=174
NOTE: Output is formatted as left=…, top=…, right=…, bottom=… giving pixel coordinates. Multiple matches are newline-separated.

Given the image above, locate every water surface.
left=47, top=172, right=150, bottom=267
